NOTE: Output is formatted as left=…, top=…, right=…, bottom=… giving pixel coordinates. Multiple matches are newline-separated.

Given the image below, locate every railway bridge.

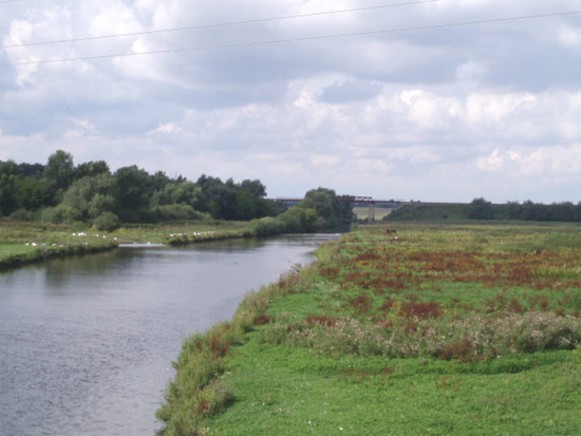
left=272, top=196, right=403, bottom=221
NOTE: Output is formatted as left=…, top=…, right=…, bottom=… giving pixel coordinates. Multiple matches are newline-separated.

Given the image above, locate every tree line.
left=0, top=150, right=354, bottom=232
left=467, top=198, right=581, bottom=222
left=388, top=197, right=581, bottom=222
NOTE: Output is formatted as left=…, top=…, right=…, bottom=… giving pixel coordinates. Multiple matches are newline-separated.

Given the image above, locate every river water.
left=0, top=235, right=333, bottom=436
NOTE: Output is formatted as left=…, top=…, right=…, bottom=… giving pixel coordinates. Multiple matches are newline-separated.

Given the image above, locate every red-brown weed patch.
left=349, top=294, right=373, bottom=314
left=438, top=339, right=479, bottom=362
left=306, top=315, right=338, bottom=327
left=399, top=301, right=442, bottom=319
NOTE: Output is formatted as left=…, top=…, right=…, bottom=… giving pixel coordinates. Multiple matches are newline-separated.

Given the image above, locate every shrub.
left=247, top=217, right=285, bottom=237
left=40, top=205, right=82, bottom=224
left=9, top=208, right=36, bottom=221
left=93, top=212, right=121, bottom=231
left=153, top=204, right=211, bottom=222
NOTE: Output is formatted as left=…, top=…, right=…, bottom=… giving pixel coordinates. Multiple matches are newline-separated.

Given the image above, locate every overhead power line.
left=1, top=10, right=580, bottom=68
left=2, top=0, right=439, bottom=49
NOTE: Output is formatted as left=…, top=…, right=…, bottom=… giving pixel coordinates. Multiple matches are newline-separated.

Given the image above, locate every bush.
left=248, top=217, right=286, bottom=236
left=40, top=205, right=82, bottom=224
left=152, top=204, right=210, bottom=222
left=278, top=207, right=317, bottom=233
left=92, top=212, right=121, bottom=231
left=9, top=208, right=36, bottom=221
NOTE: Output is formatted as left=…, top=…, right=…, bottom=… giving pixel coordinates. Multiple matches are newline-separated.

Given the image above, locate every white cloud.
left=152, top=122, right=181, bottom=134
left=478, top=145, right=581, bottom=179
left=559, top=25, right=581, bottom=48
left=395, top=89, right=462, bottom=130
left=465, top=92, right=537, bottom=127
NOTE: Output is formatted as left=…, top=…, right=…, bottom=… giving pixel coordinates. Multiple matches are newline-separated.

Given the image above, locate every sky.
left=1, top=0, right=580, bottom=203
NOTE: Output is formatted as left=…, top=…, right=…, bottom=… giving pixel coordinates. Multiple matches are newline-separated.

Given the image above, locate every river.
left=0, top=235, right=334, bottom=436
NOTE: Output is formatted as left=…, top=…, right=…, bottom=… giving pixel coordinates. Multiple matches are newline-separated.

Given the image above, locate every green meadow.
left=157, top=222, right=581, bottom=435
left=0, top=220, right=250, bottom=269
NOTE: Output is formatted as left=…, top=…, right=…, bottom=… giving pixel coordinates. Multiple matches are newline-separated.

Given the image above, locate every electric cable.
left=2, top=0, right=439, bottom=49
left=1, top=9, right=579, bottom=68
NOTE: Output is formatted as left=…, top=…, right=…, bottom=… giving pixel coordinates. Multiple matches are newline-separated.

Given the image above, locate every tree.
left=74, top=160, right=110, bottom=180
left=44, top=150, right=74, bottom=195
left=114, top=166, right=154, bottom=221
left=14, top=177, right=50, bottom=211
left=278, top=206, right=317, bottom=233
left=468, top=197, right=494, bottom=220
left=61, top=173, right=117, bottom=220
left=300, top=187, right=354, bottom=231
left=150, top=180, right=200, bottom=208
left=240, top=179, right=266, bottom=198
left=0, top=161, right=19, bottom=215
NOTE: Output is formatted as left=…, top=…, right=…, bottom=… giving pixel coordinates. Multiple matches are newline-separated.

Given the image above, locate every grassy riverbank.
left=0, top=221, right=118, bottom=269
left=157, top=222, right=581, bottom=435
left=0, top=220, right=251, bottom=270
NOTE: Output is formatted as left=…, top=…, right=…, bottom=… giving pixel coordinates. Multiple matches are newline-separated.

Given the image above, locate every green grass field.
left=0, top=220, right=249, bottom=269
left=157, top=222, right=581, bottom=435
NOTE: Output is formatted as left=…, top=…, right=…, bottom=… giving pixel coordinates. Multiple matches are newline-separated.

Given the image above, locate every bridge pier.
left=368, top=203, right=375, bottom=221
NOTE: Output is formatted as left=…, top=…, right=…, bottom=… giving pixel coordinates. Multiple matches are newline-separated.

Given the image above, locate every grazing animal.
left=386, top=228, right=397, bottom=234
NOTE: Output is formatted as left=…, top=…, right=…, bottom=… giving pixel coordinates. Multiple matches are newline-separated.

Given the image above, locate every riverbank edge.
left=0, top=221, right=254, bottom=271
left=154, top=242, right=326, bottom=434
left=0, top=242, right=119, bottom=271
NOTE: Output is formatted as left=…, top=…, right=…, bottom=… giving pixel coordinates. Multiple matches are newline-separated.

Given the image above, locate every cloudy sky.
left=1, top=0, right=580, bottom=202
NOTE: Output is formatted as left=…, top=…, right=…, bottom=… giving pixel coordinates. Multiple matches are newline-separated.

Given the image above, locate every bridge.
left=271, top=196, right=404, bottom=221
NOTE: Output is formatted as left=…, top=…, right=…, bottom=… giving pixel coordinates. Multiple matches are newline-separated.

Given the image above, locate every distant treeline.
left=387, top=198, right=581, bottom=222
left=0, top=150, right=353, bottom=232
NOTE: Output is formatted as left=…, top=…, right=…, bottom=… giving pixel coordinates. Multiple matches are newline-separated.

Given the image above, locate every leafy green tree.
left=240, top=179, right=266, bottom=198
left=195, top=175, right=234, bottom=219
left=506, top=201, right=523, bottom=220
left=235, top=189, right=259, bottom=220
left=468, top=197, right=494, bottom=220
left=16, top=162, right=44, bottom=178
left=44, top=150, right=75, bottom=195
left=61, top=173, right=117, bottom=220
left=549, top=202, right=576, bottom=222
left=300, top=187, right=354, bottom=230
left=0, top=170, right=18, bottom=216
left=74, top=160, right=110, bottom=180
left=14, top=177, right=50, bottom=211
left=150, top=180, right=201, bottom=208
left=278, top=206, right=317, bottom=233
left=1, top=160, right=49, bottom=215
left=114, top=166, right=153, bottom=221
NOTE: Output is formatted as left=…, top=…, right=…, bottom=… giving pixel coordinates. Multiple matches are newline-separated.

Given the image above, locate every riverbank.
left=157, top=222, right=581, bottom=435
left=0, top=220, right=251, bottom=270
left=0, top=222, right=117, bottom=270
